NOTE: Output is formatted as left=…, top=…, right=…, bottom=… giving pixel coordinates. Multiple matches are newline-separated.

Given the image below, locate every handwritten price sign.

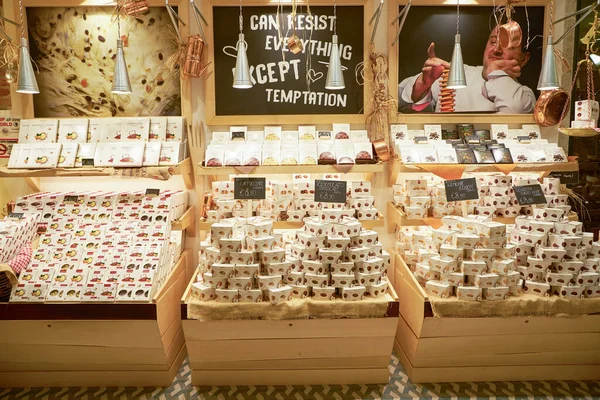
left=444, top=178, right=479, bottom=202
left=314, top=179, right=347, bottom=203
left=234, top=177, right=266, bottom=200
left=514, top=184, right=547, bottom=206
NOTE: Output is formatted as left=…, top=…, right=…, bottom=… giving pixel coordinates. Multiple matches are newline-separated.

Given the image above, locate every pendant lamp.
left=16, top=0, right=39, bottom=94
left=325, top=0, right=345, bottom=90
left=446, top=0, right=466, bottom=89
left=233, top=0, right=252, bottom=89
left=112, top=14, right=132, bottom=94
left=537, top=35, right=559, bottom=90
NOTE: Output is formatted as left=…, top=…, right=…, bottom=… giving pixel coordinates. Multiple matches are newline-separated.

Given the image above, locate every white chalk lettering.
left=267, top=89, right=346, bottom=107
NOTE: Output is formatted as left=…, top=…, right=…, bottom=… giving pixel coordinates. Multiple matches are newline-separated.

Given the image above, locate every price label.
left=514, top=184, right=547, bottom=206
left=64, top=195, right=79, bottom=204
left=314, top=180, right=347, bottom=203
left=145, top=188, right=161, bottom=197
left=8, top=213, right=24, bottom=219
left=81, top=158, right=94, bottom=166
left=413, top=136, right=428, bottom=144
left=234, top=177, right=266, bottom=200
left=549, top=171, right=579, bottom=185
left=444, top=178, right=479, bottom=202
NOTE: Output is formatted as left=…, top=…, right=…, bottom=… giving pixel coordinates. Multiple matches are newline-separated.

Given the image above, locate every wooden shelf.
left=198, top=214, right=385, bottom=231
left=0, top=158, right=195, bottom=190
left=171, top=206, right=196, bottom=235
left=389, top=159, right=580, bottom=185
left=392, top=113, right=536, bottom=125
left=198, top=163, right=385, bottom=177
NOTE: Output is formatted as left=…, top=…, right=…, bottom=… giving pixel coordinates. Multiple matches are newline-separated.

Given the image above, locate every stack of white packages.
left=193, top=216, right=391, bottom=303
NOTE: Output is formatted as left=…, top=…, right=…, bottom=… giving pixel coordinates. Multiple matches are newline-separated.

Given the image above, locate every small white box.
left=25, top=119, right=59, bottom=143
left=149, top=117, right=167, bottom=141
left=159, top=142, right=183, bottom=165
left=26, top=144, right=62, bottom=169
left=57, top=143, right=79, bottom=168
left=574, top=100, right=599, bottom=122
left=166, top=117, right=186, bottom=141
left=57, top=119, right=89, bottom=143
left=75, top=143, right=97, bottom=167
left=87, top=118, right=105, bottom=142
left=571, top=120, right=597, bottom=128
left=143, top=142, right=162, bottom=166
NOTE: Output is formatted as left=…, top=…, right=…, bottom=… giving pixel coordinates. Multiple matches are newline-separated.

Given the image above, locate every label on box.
left=514, top=184, right=547, bottom=205
left=314, top=179, right=347, bottom=203
left=234, top=177, right=266, bottom=200
left=549, top=171, right=579, bottom=185
left=64, top=195, right=79, bottom=204
left=444, top=178, right=479, bottom=202
left=145, top=188, right=161, bottom=197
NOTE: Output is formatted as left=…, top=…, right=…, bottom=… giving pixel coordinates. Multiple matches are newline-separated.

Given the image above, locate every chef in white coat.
left=398, top=27, right=536, bottom=113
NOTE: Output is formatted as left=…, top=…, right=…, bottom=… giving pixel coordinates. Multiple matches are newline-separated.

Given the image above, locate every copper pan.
left=498, top=21, right=522, bottom=49
left=534, top=89, right=569, bottom=127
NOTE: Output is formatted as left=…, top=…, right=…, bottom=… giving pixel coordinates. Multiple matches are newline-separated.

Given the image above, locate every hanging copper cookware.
left=534, top=89, right=569, bottom=127
left=498, top=20, right=522, bottom=49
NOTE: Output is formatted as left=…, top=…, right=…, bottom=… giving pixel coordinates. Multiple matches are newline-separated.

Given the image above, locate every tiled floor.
left=1, top=353, right=599, bottom=400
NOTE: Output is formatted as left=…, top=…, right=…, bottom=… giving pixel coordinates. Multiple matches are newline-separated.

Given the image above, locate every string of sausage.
left=439, top=68, right=455, bottom=113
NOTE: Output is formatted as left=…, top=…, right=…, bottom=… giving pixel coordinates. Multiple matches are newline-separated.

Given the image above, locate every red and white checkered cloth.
left=7, top=243, right=32, bottom=274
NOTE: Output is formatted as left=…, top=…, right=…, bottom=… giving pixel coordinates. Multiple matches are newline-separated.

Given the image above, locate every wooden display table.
left=393, top=255, right=600, bottom=383
left=181, top=269, right=400, bottom=386
left=0, top=250, right=191, bottom=388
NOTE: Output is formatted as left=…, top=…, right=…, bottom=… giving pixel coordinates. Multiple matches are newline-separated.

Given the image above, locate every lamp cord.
left=239, top=0, right=243, bottom=34
left=117, top=13, right=121, bottom=38
left=18, top=0, right=24, bottom=39
left=456, top=0, right=460, bottom=35
left=333, top=0, right=337, bottom=35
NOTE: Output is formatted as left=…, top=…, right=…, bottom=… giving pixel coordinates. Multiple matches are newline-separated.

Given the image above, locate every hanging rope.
left=363, top=48, right=397, bottom=144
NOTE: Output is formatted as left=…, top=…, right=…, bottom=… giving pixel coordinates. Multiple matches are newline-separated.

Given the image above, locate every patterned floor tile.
left=1, top=352, right=599, bottom=400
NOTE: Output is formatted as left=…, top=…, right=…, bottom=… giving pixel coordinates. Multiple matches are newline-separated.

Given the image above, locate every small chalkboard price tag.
left=444, top=178, right=479, bottom=202
left=514, top=184, right=547, bottom=205
left=414, top=136, right=429, bottom=144
left=64, top=195, right=79, bottom=204
left=82, top=158, right=94, bottom=167
left=549, top=171, right=579, bottom=185
left=8, top=213, right=24, bottom=219
left=314, top=180, right=347, bottom=203
left=145, top=188, right=161, bottom=197
left=234, top=177, right=266, bottom=200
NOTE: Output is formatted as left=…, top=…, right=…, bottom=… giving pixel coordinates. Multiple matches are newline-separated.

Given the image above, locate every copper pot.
left=498, top=21, right=522, bottom=49
left=183, top=35, right=206, bottom=77
left=534, top=89, right=569, bottom=127
left=287, top=34, right=303, bottom=54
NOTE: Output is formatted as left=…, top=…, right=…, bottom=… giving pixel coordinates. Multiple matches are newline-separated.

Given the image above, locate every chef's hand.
left=483, top=59, right=521, bottom=80
left=412, top=43, right=450, bottom=102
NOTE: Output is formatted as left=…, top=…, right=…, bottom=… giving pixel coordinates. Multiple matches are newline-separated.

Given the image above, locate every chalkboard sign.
left=314, top=179, right=347, bottom=203
left=145, top=188, right=161, bottom=197
left=444, top=178, right=479, bottom=202
left=8, top=213, right=24, bottom=219
left=234, top=177, right=266, bottom=199
left=213, top=6, right=364, bottom=116
left=82, top=158, right=94, bottom=166
left=549, top=171, right=579, bottom=185
left=514, top=184, right=547, bottom=205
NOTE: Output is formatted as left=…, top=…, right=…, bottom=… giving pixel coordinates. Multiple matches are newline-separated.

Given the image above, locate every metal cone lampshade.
left=537, top=36, right=559, bottom=90
left=233, top=33, right=252, bottom=89
left=447, top=34, right=466, bottom=89
left=16, top=38, right=39, bottom=94
left=112, top=39, right=132, bottom=94
left=325, top=34, right=345, bottom=90
left=590, top=53, right=600, bottom=66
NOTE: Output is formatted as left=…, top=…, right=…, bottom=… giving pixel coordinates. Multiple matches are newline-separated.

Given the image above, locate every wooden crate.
left=393, top=255, right=600, bottom=383
left=0, top=250, right=191, bottom=388
left=181, top=273, right=400, bottom=386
